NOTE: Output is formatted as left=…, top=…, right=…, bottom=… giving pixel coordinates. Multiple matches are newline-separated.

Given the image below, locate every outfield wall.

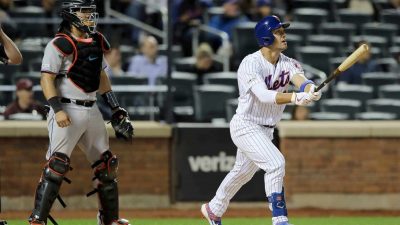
left=1, top=121, right=400, bottom=210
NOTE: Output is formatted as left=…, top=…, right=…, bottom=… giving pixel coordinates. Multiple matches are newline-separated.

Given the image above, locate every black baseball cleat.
left=28, top=220, right=45, bottom=225
left=97, top=212, right=131, bottom=225
left=111, top=219, right=131, bottom=225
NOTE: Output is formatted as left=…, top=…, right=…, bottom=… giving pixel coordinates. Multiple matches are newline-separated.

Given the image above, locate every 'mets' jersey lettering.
left=265, top=70, right=290, bottom=90
left=236, top=51, right=304, bottom=125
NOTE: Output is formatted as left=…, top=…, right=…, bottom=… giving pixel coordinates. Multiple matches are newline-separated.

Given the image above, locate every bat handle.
left=315, top=84, right=324, bottom=92
left=315, top=69, right=341, bottom=92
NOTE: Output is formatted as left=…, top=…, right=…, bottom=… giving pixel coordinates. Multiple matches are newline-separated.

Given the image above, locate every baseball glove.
left=110, top=108, right=134, bottom=141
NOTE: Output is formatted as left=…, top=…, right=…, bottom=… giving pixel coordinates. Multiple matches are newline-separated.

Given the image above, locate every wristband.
left=48, top=96, right=62, bottom=113
left=300, top=80, right=314, bottom=92
left=102, top=91, right=120, bottom=110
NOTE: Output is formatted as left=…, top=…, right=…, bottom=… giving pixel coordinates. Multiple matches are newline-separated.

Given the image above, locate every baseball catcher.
left=28, top=1, right=133, bottom=224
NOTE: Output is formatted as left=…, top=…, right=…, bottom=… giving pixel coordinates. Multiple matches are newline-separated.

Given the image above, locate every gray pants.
left=46, top=103, right=109, bottom=163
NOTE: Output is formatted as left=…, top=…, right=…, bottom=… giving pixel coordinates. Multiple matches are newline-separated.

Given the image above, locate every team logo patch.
left=88, top=55, right=98, bottom=61
left=42, top=63, right=50, bottom=70
left=292, top=59, right=304, bottom=73
left=276, top=201, right=285, bottom=209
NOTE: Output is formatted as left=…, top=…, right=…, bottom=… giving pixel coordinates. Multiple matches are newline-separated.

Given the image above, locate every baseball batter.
left=28, top=1, right=133, bottom=225
left=201, top=15, right=322, bottom=225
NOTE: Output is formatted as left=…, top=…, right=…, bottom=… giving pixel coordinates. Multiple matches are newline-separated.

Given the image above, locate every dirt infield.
left=2, top=208, right=400, bottom=220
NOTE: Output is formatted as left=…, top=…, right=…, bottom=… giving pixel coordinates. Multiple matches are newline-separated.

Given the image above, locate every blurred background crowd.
left=0, top=0, right=399, bottom=122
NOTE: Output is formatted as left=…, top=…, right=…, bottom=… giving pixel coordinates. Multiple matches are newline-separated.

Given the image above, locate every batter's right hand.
left=55, top=111, right=72, bottom=128
left=291, top=92, right=312, bottom=106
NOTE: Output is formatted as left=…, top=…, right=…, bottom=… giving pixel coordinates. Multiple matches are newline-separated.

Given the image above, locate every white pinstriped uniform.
left=208, top=50, right=303, bottom=223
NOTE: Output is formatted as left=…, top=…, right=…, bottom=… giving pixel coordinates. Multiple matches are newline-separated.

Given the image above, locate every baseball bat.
left=315, top=43, right=370, bottom=92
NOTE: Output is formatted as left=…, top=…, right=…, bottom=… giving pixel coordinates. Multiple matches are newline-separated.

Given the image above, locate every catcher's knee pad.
left=267, top=188, right=288, bottom=217
left=30, top=152, right=70, bottom=223
left=92, top=150, right=120, bottom=225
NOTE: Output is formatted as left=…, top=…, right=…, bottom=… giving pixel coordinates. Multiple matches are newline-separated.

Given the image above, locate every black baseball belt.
left=60, top=97, right=96, bottom=107
left=262, top=124, right=276, bottom=128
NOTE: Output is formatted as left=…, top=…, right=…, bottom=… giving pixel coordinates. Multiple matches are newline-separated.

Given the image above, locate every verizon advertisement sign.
left=188, top=152, right=236, bottom=173
left=173, top=124, right=265, bottom=201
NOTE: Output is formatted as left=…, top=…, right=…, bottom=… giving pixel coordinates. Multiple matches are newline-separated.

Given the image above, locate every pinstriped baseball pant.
left=209, top=114, right=286, bottom=217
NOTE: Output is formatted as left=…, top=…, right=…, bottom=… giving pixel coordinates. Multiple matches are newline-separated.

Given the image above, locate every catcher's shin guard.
left=90, top=151, right=121, bottom=225
left=29, top=152, right=70, bottom=223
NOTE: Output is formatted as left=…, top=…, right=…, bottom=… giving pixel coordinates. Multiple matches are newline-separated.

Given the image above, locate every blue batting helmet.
left=255, top=15, right=290, bottom=47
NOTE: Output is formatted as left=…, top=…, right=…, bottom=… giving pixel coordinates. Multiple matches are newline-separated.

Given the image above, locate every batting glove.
left=308, top=84, right=322, bottom=101
left=291, top=92, right=312, bottom=106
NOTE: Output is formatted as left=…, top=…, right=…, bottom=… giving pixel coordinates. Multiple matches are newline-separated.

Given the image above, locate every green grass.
left=7, top=217, right=400, bottom=225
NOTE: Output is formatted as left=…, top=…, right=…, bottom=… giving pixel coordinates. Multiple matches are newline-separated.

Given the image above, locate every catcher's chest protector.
left=54, top=32, right=110, bottom=93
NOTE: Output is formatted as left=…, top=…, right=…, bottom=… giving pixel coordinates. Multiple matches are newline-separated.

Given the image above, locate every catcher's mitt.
left=110, top=108, right=134, bottom=141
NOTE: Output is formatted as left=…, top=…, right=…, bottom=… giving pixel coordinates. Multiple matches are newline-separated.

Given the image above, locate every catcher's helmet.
left=60, top=0, right=99, bottom=34
left=255, top=15, right=290, bottom=47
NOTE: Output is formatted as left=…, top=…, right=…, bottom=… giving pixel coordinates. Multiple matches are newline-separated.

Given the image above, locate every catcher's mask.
left=60, top=0, right=99, bottom=34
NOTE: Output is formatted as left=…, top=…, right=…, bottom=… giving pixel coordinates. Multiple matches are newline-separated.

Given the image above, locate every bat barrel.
left=314, top=44, right=369, bottom=92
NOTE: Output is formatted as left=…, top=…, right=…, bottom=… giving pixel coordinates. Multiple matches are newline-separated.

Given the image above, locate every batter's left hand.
left=308, top=84, right=322, bottom=101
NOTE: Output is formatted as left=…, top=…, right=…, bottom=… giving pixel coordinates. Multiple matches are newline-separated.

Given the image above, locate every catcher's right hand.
left=55, top=110, right=72, bottom=128
left=110, top=107, right=134, bottom=141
